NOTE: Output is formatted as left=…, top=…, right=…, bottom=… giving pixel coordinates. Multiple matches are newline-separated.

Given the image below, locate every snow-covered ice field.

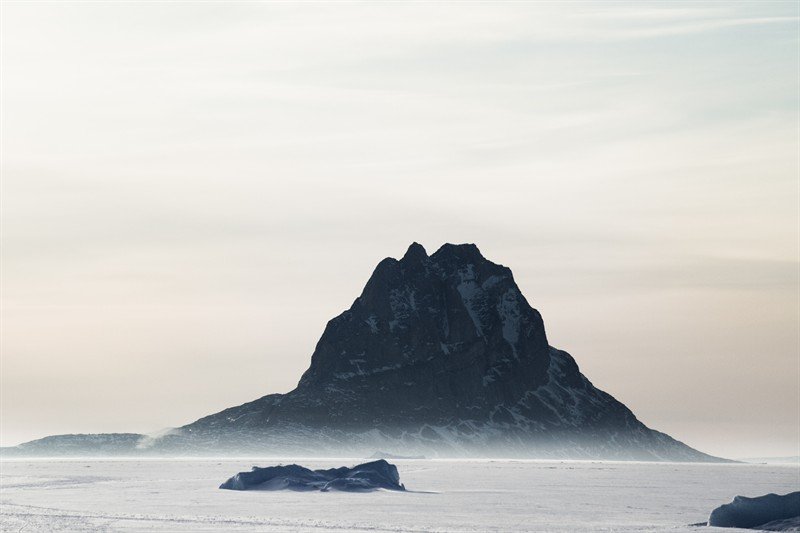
left=1, top=458, right=798, bottom=532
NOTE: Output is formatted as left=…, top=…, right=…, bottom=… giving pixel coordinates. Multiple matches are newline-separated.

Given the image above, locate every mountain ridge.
left=2, top=243, right=726, bottom=461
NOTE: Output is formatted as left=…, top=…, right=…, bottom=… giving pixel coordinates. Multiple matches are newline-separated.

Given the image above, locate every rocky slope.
left=2, top=243, right=723, bottom=461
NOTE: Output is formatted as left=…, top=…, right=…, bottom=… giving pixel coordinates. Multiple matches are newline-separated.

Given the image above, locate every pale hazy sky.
left=1, top=1, right=798, bottom=459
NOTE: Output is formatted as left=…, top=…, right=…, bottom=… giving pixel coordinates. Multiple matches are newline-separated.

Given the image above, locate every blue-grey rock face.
left=290, top=242, right=551, bottom=428
left=219, top=459, right=404, bottom=492
left=177, top=243, right=720, bottom=460
left=708, top=492, right=800, bottom=530
left=3, top=243, right=725, bottom=460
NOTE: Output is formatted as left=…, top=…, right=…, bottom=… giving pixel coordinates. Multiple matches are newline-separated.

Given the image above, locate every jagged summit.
left=384, top=242, right=489, bottom=267
left=401, top=241, right=428, bottom=262
left=433, top=242, right=485, bottom=261
left=3, top=243, right=724, bottom=461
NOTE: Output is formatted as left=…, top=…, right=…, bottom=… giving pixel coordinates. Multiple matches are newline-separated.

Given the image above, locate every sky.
left=1, top=1, right=798, bottom=459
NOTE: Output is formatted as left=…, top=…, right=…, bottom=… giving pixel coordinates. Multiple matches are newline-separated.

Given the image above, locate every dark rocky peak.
left=365, top=243, right=508, bottom=291
left=298, top=243, right=550, bottom=392
left=400, top=241, right=428, bottom=264
left=429, top=243, right=515, bottom=288
left=431, top=242, right=484, bottom=263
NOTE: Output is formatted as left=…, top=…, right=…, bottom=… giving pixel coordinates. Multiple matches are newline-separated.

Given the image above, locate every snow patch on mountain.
left=497, top=289, right=521, bottom=357
left=456, top=264, right=487, bottom=338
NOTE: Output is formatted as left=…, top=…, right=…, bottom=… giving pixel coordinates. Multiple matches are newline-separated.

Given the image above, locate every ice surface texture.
left=219, top=459, right=405, bottom=492
left=2, top=460, right=798, bottom=532
left=707, top=491, right=800, bottom=530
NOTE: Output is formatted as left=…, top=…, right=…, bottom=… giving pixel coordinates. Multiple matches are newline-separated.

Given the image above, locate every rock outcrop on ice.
left=219, top=459, right=405, bottom=492
left=2, top=243, right=726, bottom=461
left=707, top=492, right=800, bottom=530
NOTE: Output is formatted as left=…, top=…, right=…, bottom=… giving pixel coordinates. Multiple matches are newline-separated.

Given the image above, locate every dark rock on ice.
left=219, top=459, right=405, bottom=492
left=707, top=492, right=800, bottom=530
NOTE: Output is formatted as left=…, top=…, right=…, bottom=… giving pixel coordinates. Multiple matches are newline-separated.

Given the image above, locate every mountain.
left=2, top=243, right=723, bottom=461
